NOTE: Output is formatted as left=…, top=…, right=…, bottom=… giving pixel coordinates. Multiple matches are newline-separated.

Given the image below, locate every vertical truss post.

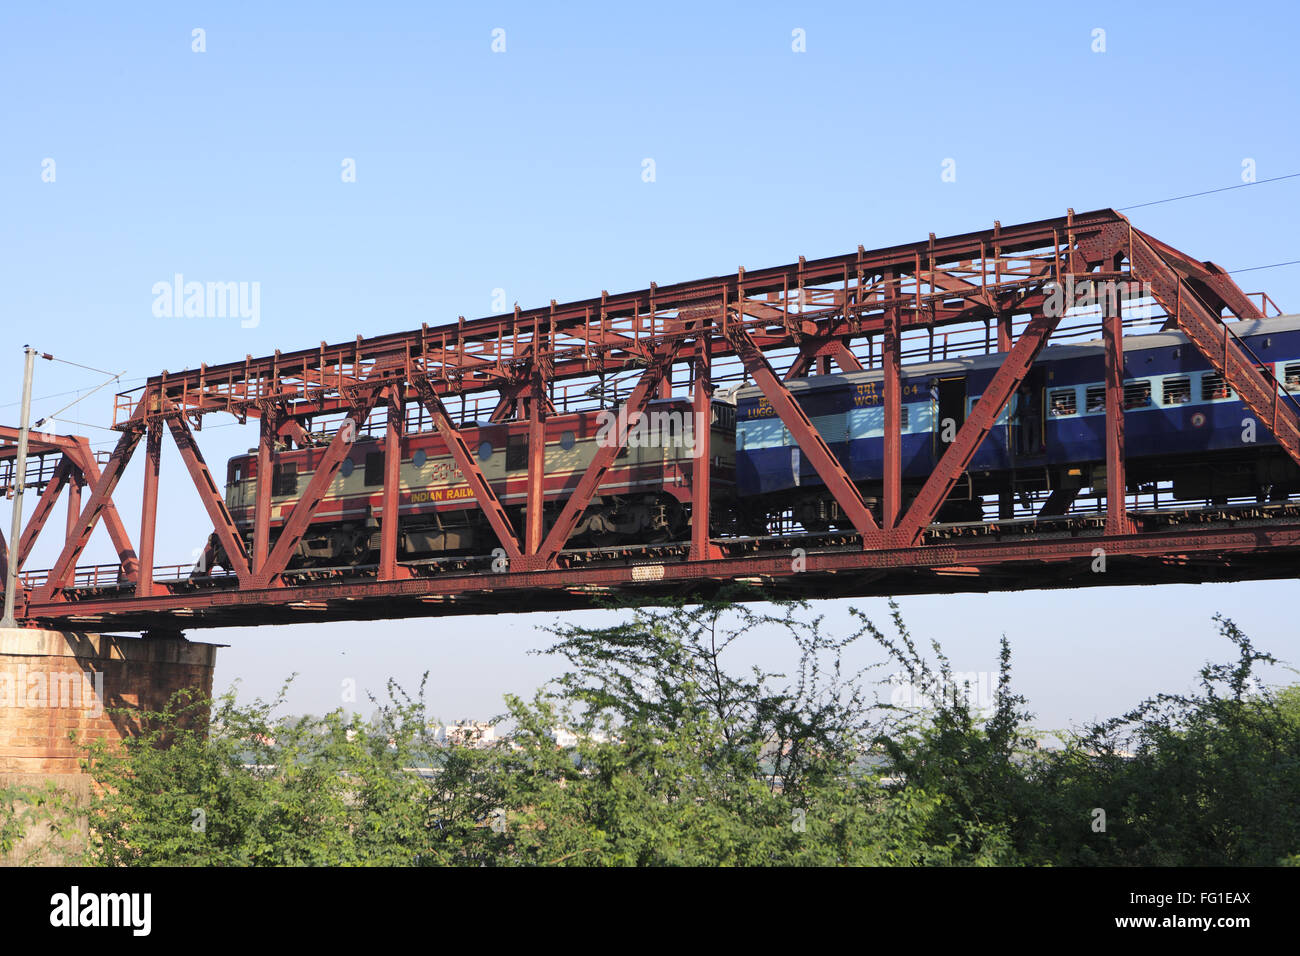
left=65, top=470, right=82, bottom=542
left=995, top=308, right=1014, bottom=519
left=1102, top=279, right=1132, bottom=535
left=137, top=421, right=162, bottom=597
left=526, top=372, right=547, bottom=555
left=252, top=410, right=276, bottom=574
left=882, top=276, right=902, bottom=533
left=691, top=322, right=718, bottom=559
left=997, top=312, right=1013, bottom=352
left=379, top=384, right=408, bottom=580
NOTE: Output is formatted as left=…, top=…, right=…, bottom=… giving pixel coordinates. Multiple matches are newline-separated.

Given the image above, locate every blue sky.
left=3, top=1, right=1299, bottom=730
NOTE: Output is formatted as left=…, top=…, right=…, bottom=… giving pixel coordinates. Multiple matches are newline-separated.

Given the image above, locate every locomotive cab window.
left=506, top=435, right=528, bottom=471
left=1162, top=377, right=1191, bottom=405
left=364, top=452, right=384, bottom=486
left=271, top=462, right=298, bottom=496
left=1123, top=380, right=1152, bottom=410
left=1048, top=389, right=1077, bottom=417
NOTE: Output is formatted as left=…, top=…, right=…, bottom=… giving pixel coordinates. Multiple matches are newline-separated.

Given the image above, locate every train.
left=205, top=313, right=1300, bottom=569
left=210, top=396, right=739, bottom=569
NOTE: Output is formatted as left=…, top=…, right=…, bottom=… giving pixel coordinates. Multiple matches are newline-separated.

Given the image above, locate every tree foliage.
left=63, top=598, right=1300, bottom=867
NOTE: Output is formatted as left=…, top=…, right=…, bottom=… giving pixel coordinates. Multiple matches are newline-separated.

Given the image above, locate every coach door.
left=1011, top=371, right=1045, bottom=459
left=933, top=377, right=966, bottom=457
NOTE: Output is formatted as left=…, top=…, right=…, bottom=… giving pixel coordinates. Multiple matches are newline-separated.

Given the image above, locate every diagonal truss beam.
left=726, top=325, right=879, bottom=537
left=898, top=308, right=1064, bottom=543
left=60, top=436, right=138, bottom=575
left=1130, top=231, right=1300, bottom=467
left=33, top=410, right=145, bottom=602
left=16, top=458, right=74, bottom=568
left=415, top=380, right=523, bottom=562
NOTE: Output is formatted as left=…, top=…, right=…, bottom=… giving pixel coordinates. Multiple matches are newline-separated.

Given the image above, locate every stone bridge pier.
left=0, top=628, right=220, bottom=864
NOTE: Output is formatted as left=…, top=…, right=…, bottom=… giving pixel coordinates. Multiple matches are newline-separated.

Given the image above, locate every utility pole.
left=2, top=346, right=37, bottom=628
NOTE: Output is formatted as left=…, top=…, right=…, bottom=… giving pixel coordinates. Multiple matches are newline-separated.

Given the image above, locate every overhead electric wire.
left=1226, top=259, right=1300, bottom=275
left=1118, top=171, right=1300, bottom=211
left=43, top=354, right=123, bottom=377
left=34, top=370, right=126, bottom=428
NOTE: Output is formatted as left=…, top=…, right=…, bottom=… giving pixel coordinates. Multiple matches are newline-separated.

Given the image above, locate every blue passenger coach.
left=734, top=315, right=1300, bottom=526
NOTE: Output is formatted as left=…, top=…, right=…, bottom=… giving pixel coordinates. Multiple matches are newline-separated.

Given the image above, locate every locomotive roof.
left=735, top=312, right=1300, bottom=398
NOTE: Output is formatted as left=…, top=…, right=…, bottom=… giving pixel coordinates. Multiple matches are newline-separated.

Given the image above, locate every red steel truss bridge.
left=4, top=208, right=1300, bottom=634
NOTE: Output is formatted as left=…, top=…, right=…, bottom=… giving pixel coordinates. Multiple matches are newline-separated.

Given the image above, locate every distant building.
left=437, top=720, right=497, bottom=748
left=547, top=726, right=615, bottom=748
left=548, top=727, right=579, bottom=748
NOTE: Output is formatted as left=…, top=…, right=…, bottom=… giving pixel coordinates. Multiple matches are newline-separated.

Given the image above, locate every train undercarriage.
left=200, top=448, right=1300, bottom=573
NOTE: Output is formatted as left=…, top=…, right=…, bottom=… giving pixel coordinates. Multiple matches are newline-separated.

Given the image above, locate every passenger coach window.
left=1048, top=389, right=1077, bottom=416
left=1085, top=386, right=1106, bottom=413
left=1123, top=381, right=1152, bottom=410
left=1285, top=363, right=1300, bottom=390
left=1202, top=373, right=1232, bottom=400
left=1162, top=378, right=1191, bottom=405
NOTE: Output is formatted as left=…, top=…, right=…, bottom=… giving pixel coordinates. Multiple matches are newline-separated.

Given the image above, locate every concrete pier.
left=0, top=628, right=219, bottom=864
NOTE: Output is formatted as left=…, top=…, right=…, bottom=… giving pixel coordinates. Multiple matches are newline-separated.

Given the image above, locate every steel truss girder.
left=9, top=207, right=1289, bottom=627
